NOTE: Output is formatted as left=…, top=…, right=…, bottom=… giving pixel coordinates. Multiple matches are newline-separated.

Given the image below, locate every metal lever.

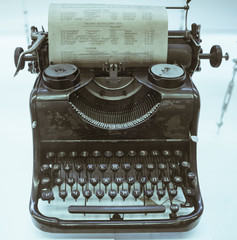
left=14, top=31, right=47, bottom=77
left=199, top=45, right=229, bottom=68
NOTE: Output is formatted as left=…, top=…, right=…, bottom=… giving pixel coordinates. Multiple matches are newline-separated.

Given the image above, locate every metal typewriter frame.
left=14, top=1, right=228, bottom=233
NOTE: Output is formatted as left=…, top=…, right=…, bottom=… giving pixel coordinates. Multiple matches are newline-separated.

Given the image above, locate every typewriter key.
left=151, top=150, right=159, bottom=156
left=135, top=163, right=143, bottom=172
left=104, top=150, right=113, bottom=157
left=96, top=190, right=104, bottom=200
left=59, top=190, right=68, bottom=201
left=132, top=189, right=141, bottom=200
left=114, top=177, right=123, bottom=186
left=183, top=187, right=195, bottom=197
left=120, top=190, right=129, bottom=200
left=162, top=176, right=171, bottom=185
left=40, top=164, right=51, bottom=175
left=170, top=204, right=179, bottom=214
left=168, top=189, right=177, bottom=198
left=147, top=163, right=155, bottom=172
left=41, top=189, right=54, bottom=202
left=122, top=163, right=131, bottom=172
left=87, top=164, right=95, bottom=173
left=71, top=190, right=80, bottom=200
left=99, top=164, right=107, bottom=173
left=67, top=177, right=75, bottom=186
left=174, top=176, right=183, bottom=186
left=46, top=152, right=55, bottom=162
left=139, top=150, right=148, bottom=157
left=74, top=164, right=83, bottom=173
left=54, top=177, right=63, bottom=186
left=174, top=150, right=182, bottom=157
left=52, top=164, right=61, bottom=173
left=69, top=151, right=78, bottom=159
left=80, top=151, right=89, bottom=157
left=128, top=150, right=136, bottom=157
left=126, top=177, right=135, bottom=186
left=181, top=161, right=190, bottom=169
left=111, top=164, right=119, bottom=172
left=188, top=172, right=196, bottom=181
left=92, top=150, right=101, bottom=157
left=109, top=190, right=117, bottom=200
left=150, top=177, right=159, bottom=187
left=116, top=150, right=124, bottom=157
left=102, top=177, right=111, bottom=186
left=78, top=178, right=87, bottom=187
left=83, top=190, right=92, bottom=200
left=57, top=151, right=66, bottom=160
left=41, top=177, right=51, bottom=187
left=158, top=163, right=167, bottom=171
left=157, top=189, right=166, bottom=200
left=64, top=163, right=72, bottom=173
left=139, top=176, right=147, bottom=186
left=90, top=177, right=99, bottom=187
left=162, top=150, right=171, bottom=156
left=145, top=189, right=154, bottom=198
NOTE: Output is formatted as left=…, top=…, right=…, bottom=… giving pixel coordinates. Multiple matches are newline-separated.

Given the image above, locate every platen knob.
left=43, top=64, right=80, bottom=89
left=148, top=64, right=186, bottom=88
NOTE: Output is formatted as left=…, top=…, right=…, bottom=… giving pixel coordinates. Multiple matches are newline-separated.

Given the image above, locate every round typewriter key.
left=83, top=190, right=92, bottom=200
left=138, top=176, right=147, bottom=185
left=157, top=189, right=166, bottom=199
left=174, top=150, right=182, bottom=157
left=150, top=177, right=159, bottom=185
left=74, top=164, right=83, bottom=173
left=168, top=189, right=177, bottom=197
left=188, top=171, right=196, bottom=180
left=102, top=177, right=111, bottom=186
left=170, top=204, right=179, bottom=214
left=41, top=177, right=51, bottom=187
left=170, top=163, right=179, bottom=171
left=40, top=164, right=50, bottom=175
left=54, top=177, right=63, bottom=186
left=162, top=150, right=171, bottom=156
left=114, top=177, right=123, bottom=186
left=122, top=163, right=131, bottom=172
left=158, top=163, right=167, bottom=171
left=151, top=150, right=159, bottom=156
left=132, top=189, right=141, bottom=200
left=135, top=163, right=143, bottom=172
left=128, top=150, right=136, bottom=157
left=111, top=163, right=119, bottom=172
left=90, top=177, right=99, bottom=186
left=147, top=163, right=155, bottom=172
left=109, top=189, right=117, bottom=200
left=46, top=152, right=55, bottom=162
left=126, top=177, right=135, bottom=186
left=120, top=190, right=129, bottom=200
left=67, top=177, right=75, bottom=186
left=99, top=164, right=107, bottom=173
left=174, top=176, right=183, bottom=186
left=87, top=164, right=95, bottom=173
left=104, top=150, right=113, bottom=157
left=80, top=151, right=89, bottom=157
left=64, top=163, right=72, bottom=173
left=59, top=190, right=68, bottom=201
left=92, top=150, right=101, bottom=157
left=96, top=190, right=104, bottom=200
left=162, top=176, right=171, bottom=185
left=57, top=151, right=66, bottom=159
left=71, top=189, right=80, bottom=200
left=78, top=178, right=87, bottom=186
left=183, top=187, right=195, bottom=197
left=116, top=150, right=124, bottom=157
left=145, top=189, right=154, bottom=198
left=69, top=151, right=78, bottom=159
left=52, top=164, right=61, bottom=173
left=181, top=161, right=190, bottom=169
left=139, top=150, right=148, bottom=157
left=41, top=189, right=54, bottom=201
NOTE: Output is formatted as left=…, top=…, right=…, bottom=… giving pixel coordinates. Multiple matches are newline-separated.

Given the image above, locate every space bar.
left=68, top=205, right=166, bottom=214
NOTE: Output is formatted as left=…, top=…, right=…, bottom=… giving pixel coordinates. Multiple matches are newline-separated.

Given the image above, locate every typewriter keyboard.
left=38, top=149, right=196, bottom=220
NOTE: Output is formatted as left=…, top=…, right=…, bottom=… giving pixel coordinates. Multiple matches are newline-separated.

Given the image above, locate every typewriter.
left=14, top=1, right=228, bottom=233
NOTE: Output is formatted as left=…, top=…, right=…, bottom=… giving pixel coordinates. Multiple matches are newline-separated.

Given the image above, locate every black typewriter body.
left=14, top=3, right=228, bottom=232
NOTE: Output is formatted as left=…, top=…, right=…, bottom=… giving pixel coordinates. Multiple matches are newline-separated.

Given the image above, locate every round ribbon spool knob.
left=148, top=64, right=186, bottom=88
left=43, top=64, right=80, bottom=90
